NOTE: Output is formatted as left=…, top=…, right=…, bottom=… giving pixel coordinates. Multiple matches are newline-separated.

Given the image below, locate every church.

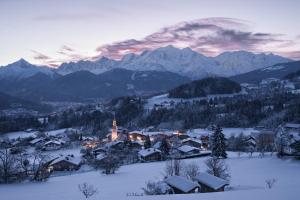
left=110, top=117, right=128, bottom=141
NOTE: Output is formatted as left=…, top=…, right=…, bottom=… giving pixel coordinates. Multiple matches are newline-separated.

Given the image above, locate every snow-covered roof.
left=195, top=173, right=228, bottom=190
left=50, top=156, right=81, bottom=166
left=29, top=138, right=44, bottom=144
left=164, top=176, right=199, bottom=193
left=187, top=129, right=211, bottom=138
left=177, top=145, right=200, bottom=153
left=104, top=140, right=123, bottom=148
left=129, top=130, right=174, bottom=137
left=95, top=153, right=107, bottom=161
left=82, top=136, right=94, bottom=141
left=44, top=139, right=65, bottom=146
left=181, top=138, right=202, bottom=144
left=285, top=123, right=300, bottom=129
left=138, top=148, right=161, bottom=157
left=153, top=141, right=162, bottom=149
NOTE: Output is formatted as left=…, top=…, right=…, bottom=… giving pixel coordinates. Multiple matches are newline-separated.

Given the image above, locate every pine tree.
left=211, top=125, right=227, bottom=158
left=160, top=138, right=170, bottom=156
left=144, top=135, right=151, bottom=149
left=276, top=126, right=290, bottom=157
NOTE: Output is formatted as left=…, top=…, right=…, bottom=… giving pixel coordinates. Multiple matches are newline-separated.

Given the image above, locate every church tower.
left=111, top=117, right=118, bottom=141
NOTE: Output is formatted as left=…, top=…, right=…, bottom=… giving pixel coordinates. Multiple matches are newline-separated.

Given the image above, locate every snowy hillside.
left=56, top=57, right=118, bottom=75
left=214, top=51, right=291, bottom=76
left=0, top=153, right=298, bottom=200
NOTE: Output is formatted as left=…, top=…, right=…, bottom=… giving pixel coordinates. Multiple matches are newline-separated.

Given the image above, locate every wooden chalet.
left=49, top=156, right=81, bottom=171
left=138, top=148, right=162, bottom=162
left=164, top=176, right=200, bottom=194
left=195, top=173, right=228, bottom=193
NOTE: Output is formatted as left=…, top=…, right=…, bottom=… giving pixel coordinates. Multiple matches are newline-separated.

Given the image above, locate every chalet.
left=177, top=145, right=200, bottom=156
left=253, top=130, right=276, bottom=151
left=181, top=138, right=202, bottom=149
left=49, top=156, right=81, bottom=171
left=138, top=148, right=162, bottom=162
left=195, top=173, right=228, bottom=193
left=82, top=136, right=94, bottom=141
left=42, top=139, right=65, bottom=151
left=284, top=123, right=300, bottom=131
left=105, top=140, right=124, bottom=150
left=82, top=136, right=98, bottom=148
left=129, top=130, right=174, bottom=143
left=128, top=131, right=147, bottom=142
left=164, top=176, right=200, bottom=194
left=93, top=140, right=124, bottom=155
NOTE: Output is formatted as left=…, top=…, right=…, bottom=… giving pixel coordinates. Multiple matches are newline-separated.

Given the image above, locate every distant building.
left=111, top=118, right=118, bottom=141
left=177, top=145, right=200, bottom=156
left=49, top=156, right=81, bottom=171
left=138, top=148, right=162, bottom=162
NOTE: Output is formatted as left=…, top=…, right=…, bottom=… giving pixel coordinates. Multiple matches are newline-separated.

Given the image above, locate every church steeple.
left=111, top=116, right=118, bottom=141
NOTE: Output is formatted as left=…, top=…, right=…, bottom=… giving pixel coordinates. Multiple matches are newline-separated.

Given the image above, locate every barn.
left=164, top=176, right=200, bottom=194
left=195, top=173, right=228, bottom=193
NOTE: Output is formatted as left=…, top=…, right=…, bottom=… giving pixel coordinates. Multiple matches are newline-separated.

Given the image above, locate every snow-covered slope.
left=121, top=46, right=216, bottom=79
left=0, top=153, right=298, bottom=200
left=230, top=61, right=300, bottom=83
left=55, top=46, right=291, bottom=79
left=56, top=57, right=118, bottom=75
left=0, top=59, right=54, bottom=80
left=214, top=51, right=291, bottom=76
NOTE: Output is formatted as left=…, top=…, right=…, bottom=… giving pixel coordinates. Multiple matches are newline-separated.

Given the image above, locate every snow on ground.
left=0, top=152, right=299, bottom=200
left=46, top=147, right=82, bottom=158
left=188, top=128, right=260, bottom=138
left=0, top=128, right=73, bottom=140
left=1, top=131, right=36, bottom=140
left=46, top=128, right=71, bottom=136
left=145, top=92, right=247, bottom=110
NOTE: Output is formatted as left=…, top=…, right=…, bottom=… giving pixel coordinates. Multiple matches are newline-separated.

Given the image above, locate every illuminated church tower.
left=111, top=117, right=118, bottom=141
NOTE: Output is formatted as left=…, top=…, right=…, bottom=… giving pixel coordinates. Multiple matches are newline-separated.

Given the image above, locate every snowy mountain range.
left=0, top=59, right=54, bottom=80
left=56, top=46, right=292, bottom=79
left=0, top=46, right=292, bottom=80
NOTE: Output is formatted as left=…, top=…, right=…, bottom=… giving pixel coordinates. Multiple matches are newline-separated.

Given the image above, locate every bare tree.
left=184, top=162, right=200, bottom=181
left=0, top=147, right=17, bottom=183
left=164, top=159, right=184, bottom=177
left=265, top=178, right=277, bottom=189
left=78, top=182, right=98, bottom=199
left=205, top=157, right=230, bottom=181
left=101, top=156, right=120, bottom=175
left=257, top=133, right=275, bottom=157
left=142, top=180, right=171, bottom=195
left=30, top=152, right=51, bottom=181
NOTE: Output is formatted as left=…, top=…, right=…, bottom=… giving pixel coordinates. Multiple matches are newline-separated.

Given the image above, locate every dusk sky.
left=1, top=0, right=300, bottom=66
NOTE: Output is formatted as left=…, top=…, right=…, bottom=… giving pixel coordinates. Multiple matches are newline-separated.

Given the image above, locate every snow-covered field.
left=145, top=92, right=247, bottom=110
left=187, top=128, right=260, bottom=138
left=0, top=153, right=299, bottom=200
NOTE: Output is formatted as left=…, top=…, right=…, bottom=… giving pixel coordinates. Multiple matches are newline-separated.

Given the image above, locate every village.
left=1, top=112, right=300, bottom=197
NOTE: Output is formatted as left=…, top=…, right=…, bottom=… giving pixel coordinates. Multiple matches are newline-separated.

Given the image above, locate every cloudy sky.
left=1, top=0, right=300, bottom=66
